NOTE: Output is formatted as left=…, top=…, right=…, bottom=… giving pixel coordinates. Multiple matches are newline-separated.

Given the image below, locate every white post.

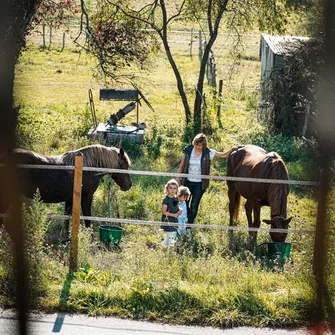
left=302, top=104, right=310, bottom=137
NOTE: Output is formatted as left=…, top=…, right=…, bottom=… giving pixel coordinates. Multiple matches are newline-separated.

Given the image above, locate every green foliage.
left=16, top=104, right=91, bottom=152
left=88, top=0, right=159, bottom=80
left=21, top=193, right=51, bottom=301
left=145, top=126, right=163, bottom=160
left=250, top=132, right=312, bottom=162
left=263, top=39, right=323, bottom=139
left=0, top=192, right=51, bottom=304
left=71, top=264, right=117, bottom=286
left=118, top=184, right=151, bottom=220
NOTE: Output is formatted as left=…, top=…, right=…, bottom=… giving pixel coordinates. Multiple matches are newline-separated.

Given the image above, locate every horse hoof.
left=61, top=237, right=71, bottom=244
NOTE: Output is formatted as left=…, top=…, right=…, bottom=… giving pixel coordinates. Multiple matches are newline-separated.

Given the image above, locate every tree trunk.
left=193, top=35, right=217, bottom=133
left=159, top=0, right=191, bottom=124
left=193, top=0, right=227, bottom=134
left=161, top=37, right=191, bottom=124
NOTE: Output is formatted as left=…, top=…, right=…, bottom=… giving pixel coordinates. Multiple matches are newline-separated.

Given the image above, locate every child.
left=177, top=186, right=191, bottom=235
left=161, top=178, right=181, bottom=247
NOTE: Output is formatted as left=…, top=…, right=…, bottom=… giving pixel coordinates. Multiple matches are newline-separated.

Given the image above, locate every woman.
left=178, top=133, right=235, bottom=224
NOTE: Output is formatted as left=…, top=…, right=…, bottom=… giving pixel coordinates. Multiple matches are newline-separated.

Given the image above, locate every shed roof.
left=261, top=33, right=309, bottom=56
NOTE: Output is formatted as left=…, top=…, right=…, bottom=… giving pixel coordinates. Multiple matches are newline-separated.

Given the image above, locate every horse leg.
left=61, top=201, right=72, bottom=242
left=81, top=194, right=93, bottom=229
left=228, top=183, right=240, bottom=226
left=251, top=201, right=262, bottom=252
left=81, top=195, right=94, bottom=242
left=245, top=200, right=255, bottom=250
left=227, top=184, right=240, bottom=242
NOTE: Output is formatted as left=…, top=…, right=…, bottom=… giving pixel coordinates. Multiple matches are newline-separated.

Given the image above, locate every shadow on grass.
left=52, top=273, right=74, bottom=333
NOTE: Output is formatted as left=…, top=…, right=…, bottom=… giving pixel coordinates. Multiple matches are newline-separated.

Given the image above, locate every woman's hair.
left=178, top=186, right=191, bottom=199
left=192, top=133, right=208, bottom=148
left=164, top=178, right=179, bottom=195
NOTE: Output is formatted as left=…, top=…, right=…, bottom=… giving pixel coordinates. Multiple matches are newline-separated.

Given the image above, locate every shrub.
left=0, top=192, right=50, bottom=304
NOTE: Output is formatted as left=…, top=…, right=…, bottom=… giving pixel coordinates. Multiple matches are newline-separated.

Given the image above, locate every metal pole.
left=107, top=180, right=111, bottom=218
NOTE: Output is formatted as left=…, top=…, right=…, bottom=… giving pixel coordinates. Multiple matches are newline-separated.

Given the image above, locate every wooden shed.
left=259, top=33, right=309, bottom=112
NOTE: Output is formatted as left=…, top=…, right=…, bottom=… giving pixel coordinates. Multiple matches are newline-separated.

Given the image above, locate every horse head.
left=111, top=147, right=132, bottom=191
left=263, top=216, right=293, bottom=242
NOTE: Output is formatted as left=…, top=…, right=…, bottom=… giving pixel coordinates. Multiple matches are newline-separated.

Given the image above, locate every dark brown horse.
left=226, top=145, right=292, bottom=247
left=0, top=144, right=132, bottom=234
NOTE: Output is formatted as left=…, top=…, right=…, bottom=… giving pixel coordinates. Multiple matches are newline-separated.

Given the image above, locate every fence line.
left=14, top=164, right=319, bottom=186
left=44, top=214, right=332, bottom=236
left=0, top=212, right=322, bottom=236
left=0, top=163, right=320, bottom=238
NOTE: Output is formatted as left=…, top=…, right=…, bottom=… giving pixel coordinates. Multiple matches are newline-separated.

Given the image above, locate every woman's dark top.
left=161, top=195, right=179, bottom=232
left=179, top=145, right=211, bottom=191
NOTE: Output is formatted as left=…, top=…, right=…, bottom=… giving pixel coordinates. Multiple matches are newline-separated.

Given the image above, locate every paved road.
left=0, top=309, right=331, bottom=335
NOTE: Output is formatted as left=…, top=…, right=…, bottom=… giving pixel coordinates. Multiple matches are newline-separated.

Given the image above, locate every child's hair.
left=178, top=185, right=191, bottom=199
left=192, top=133, right=208, bottom=148
left=164, top=178, right=179, bottom=195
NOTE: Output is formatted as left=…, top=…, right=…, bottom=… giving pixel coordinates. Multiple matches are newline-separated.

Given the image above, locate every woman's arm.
left=178, top=154, right=186, bottom=185
left=178, top=154, right=186, bottom=173
left=214, top=146, right=239, bottom=158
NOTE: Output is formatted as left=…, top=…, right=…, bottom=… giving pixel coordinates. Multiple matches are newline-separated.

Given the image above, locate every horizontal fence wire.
left=0, top=163, right=323, bottom=235
left=13, top=164, right=319, bottom=186
left=44, top=214, right=333, bottom=236
left=1, top=213, right=333, bottom=236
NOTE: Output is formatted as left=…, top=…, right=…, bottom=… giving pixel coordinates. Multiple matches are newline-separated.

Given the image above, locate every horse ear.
left=285, top=216, right=293, bottom=225
left=119, top=147, right=125, bottom=158
left=263, top=219, right=272, bottom=225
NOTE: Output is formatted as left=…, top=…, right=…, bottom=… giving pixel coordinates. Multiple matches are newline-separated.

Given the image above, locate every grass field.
left=1, top=17, right=334, bottom=329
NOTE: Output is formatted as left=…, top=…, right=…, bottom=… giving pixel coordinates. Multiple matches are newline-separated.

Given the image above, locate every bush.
left=0, top=192, right=50, bottom=304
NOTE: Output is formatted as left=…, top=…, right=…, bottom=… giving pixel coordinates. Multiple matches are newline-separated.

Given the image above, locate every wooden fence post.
left=302, top=104, right=310, bottom=137
left=198, top=30, right=202, bottom=61
left=190, top=28, right=193, bottom=58
left=42, top=24, right=46, bottom=50
left=69, top=152, right=83, bottom=273
left=61, top=32, right=65, bottom=52
left=217, top=79, right=223, bottom=119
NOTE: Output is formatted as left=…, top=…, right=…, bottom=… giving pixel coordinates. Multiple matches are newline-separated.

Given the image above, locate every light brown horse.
left=226, top=145, right=292, bottom=248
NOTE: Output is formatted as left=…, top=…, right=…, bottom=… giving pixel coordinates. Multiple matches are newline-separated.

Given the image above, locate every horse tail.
left=233, top=192, right=241, bottom=220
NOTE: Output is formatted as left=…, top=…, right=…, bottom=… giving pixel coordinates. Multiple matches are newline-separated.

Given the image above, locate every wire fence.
left=0, top=163, right=320, bottom=237
left=16, top=164, right=319, bottom=186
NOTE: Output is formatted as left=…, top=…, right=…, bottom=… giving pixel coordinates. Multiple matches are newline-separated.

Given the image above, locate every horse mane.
left=13, top=148, right=63, bottom=164
left=267, top=151, right=280, bottom=159
left=267, top=153, right=289, bottom=217
left=60, top=144, right=127, bottom=168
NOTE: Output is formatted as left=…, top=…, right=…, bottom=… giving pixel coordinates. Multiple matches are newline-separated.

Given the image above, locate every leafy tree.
left=30, top=0, right=79, bottom=31
left=79, top=0, right=292, bottom=133
left=76, top=0, right=159, bottom=84
left=29, top=0, right=79, bottom=49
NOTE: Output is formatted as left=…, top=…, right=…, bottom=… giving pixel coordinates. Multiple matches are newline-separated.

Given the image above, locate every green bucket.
left=99, top=225, right=124, bottom=245
left=267, top=242, right=291, bottom=262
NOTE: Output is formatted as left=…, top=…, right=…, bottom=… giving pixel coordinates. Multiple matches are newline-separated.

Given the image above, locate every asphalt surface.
left=0, top=309, right=332, bottom=335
